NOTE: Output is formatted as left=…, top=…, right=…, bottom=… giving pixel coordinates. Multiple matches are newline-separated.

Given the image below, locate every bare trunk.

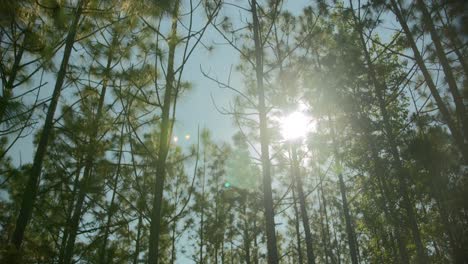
left=292, top=188, right=304, bottom=264
left=291, top=144, right=316, bottom=264
left=58, top=162, right=83, bottom=263
left=133, top=215, right=142, bottom=264
left=199, top=148, right=206, bottom=264
left=98, top=122, right=125, bottom=264
left=251, top=1, right=279, bottom=263
left=147, top=2, right=179, bottom=263
left=61, top=30, right=113, bottom=264
left=337, top=172, right=359, bottom=264
left=328, top=114, right=359, bottom=264
left=243, top=202, right=251, bottom=264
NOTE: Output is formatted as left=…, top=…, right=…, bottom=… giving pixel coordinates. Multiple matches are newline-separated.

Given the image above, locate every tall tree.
left=10, top=0, right=87, bottom=252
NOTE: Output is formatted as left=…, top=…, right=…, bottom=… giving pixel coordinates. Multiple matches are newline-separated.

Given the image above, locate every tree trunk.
left=389, top=0, right=468, bottom=163
left=250, top=1, right=279, bottom=263
left=10, top=0, right=86, bottom=250
left=199, top=148, right=206, bottom=264
left=416, top=0, right=468, bottom=144
left=357, top=111, right=409, bottom=264
left=292, top=188, right=304, bottom=264
left=328, top=114, right=359, bottom=264
left=337, top=173, right=359, bottom=264
left=349, top=1, right=428, bottom=262
left=58, top=161, right=83, bottom=263
left=354, top=20, right=429, bottom=264
left=133, top=215, right=142, bottom=264
left=243, top=202, right=251, bottom=264
left=291, top=144, right=316, bottom=264
left=147, top=2, right=179, bottom=263
left=436, top=6, right=468, bottom=79
left=320, top=181, right=336, bottom=264
left=98, top=122, right=125, bottom=264
left=61, top=28, right=113, bottom=263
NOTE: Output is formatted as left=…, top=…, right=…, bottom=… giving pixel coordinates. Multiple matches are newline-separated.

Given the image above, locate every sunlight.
left=280, top=111, right=310, bottom=141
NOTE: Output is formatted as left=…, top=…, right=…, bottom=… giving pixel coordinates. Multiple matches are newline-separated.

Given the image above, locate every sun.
left=280, top=111, right=310, bottom=141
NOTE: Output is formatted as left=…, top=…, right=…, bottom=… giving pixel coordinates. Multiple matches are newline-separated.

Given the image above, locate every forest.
left=0, top=0, right=467, bottom=263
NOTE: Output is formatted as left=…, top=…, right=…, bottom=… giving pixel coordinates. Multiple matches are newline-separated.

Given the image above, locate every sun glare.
left=280, top=111, right=310, bottom=141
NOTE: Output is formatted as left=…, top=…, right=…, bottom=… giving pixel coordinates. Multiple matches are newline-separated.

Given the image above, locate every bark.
left=250, top=1, right=279, bottom=263
left=291, top=144, right=316, bottom=264
left=10, top=0, right=86, bottom=250
left=147, top=2, right=179, bottom=263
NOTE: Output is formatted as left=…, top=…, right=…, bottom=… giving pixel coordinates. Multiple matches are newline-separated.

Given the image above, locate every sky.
left=5, top=1, right=329, bottom=262
left=9, top=0, right=310, bottom=165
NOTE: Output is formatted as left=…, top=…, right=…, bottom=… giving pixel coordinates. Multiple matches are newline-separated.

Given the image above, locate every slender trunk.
left=214, top=170, right=221, bottom=264
left=331, top=211, right=341, bottom=264
left=291, top=144, right=316, bottom=264
left=170, top=216, right=177, bottom=264
left=337, top=173, right=359, bottom=264
left=62, top=29, right=114, bottom=264
left=251, top=1, right=279, bottom=263
left=62, top=166, right=90, bottom=264
left=58, top=162, right=83, bottom=263
left=253, top=217, right=259, bottom=264
left=243, top=202, right=251, bottom=264
left=292, top=188, right=303, bottom=264
left=389, top=0, right=468, bottom=163
left=416, top=0, right=468, bottom=142
left=147, top=2, right=179, bottom=263
left=10, top=0, right=86, bottom=250
left=199, top=148, right=206, bottom=264
left=317, top=189, right=328, bottom=264
left=221, top=240, right=225, bottom=264
left=328, top=114, right=359, bottom=264
left=364, top=120, right=409, bottom=264
left=99, top=122, right=125, bottom=264
left=133, top=215, right=142, bottom=264
left=320, top=181, right=336, bottom=264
